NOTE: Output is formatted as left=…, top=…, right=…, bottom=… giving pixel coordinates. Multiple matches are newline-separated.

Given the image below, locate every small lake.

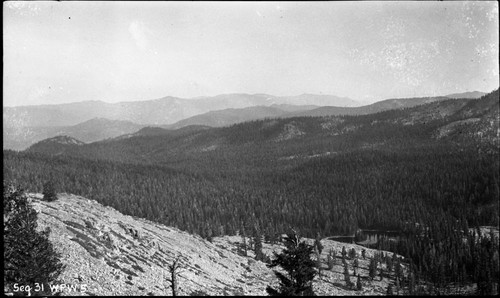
left=327, top=235, right=356, bottom=244
left=327, top=229, right=402, bottom=247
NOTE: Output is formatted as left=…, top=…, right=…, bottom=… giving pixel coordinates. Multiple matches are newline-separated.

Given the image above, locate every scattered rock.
left=31, top=193, right=414, bottom=296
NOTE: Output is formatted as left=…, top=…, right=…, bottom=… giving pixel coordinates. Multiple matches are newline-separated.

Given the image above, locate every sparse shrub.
left=3, top=182, right=65, bottom=295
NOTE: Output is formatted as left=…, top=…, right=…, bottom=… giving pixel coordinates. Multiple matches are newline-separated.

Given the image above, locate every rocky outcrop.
left=28, top=193, right=405, bottom=296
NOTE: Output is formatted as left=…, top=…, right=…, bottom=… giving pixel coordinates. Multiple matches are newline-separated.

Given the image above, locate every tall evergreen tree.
left=327, top=248, right=336, bottom=270
left=369, top=258, right=378, bottom=280
left=343, top=262, right=353, bottom=289
left=238, top=222, right=248, bottom=257
left=4, top=182, right=65, bottom=295
left=314, top=233, right=324, bottom=255
left=42, top=180, right=57, bottom=202
left=356, top=274, right=363, bottom=291
left=253, top=225, right=264, bottom=262
left=266, top=231, right=317, bottom=296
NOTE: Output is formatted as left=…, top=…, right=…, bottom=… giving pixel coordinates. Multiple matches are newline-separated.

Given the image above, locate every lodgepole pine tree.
left=369, top=257, right=378, bottom=280
left=356, top=274, right=363, bottom=291
left=266, top=231, right=317, bottom=296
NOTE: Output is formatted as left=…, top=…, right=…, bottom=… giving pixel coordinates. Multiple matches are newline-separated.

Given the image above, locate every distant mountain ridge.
left=26, top=135, right=85, bottom=156
left=3, top=118, right=145, bottom=151
left=3, top=93, right=360, bottom=128
left=25, top=89, right=499, bottom=164
left=289, top=96, right=454, bottom=118
left=4, top=90, right=492, bottom=150
left=445, top=91, right=486, bottom=99
left=162, top=92, right=490, bottom=130
left=111, top=125, right=211, bottom=141
left=164, top=105, right=317, bottom=129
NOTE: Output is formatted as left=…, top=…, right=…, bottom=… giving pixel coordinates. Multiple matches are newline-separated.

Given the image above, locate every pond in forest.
left=327, top=229, right=402, bottom=247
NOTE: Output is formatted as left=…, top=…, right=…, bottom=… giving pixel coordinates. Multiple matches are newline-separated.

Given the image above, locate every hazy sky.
left=3, top=1, right=499, bottom=107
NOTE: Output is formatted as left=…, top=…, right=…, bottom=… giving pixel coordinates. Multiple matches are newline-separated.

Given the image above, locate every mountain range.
left=3, top=91, right=488, bottom=150
left=3, top=93, right=359, bottom=128
left=25, top=90, right=498, bottom=166
left=165, top=93, right=480, bottom=129
left=3, top=118, right=146, bottom=151
left=5, top=89, right=498, bottom=296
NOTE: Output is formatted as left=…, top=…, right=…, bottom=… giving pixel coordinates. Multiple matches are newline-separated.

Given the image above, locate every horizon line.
left=3, top=89, right=493, bottom=108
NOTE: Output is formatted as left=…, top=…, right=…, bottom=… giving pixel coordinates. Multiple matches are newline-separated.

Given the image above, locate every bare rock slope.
left=30, top=193, right=403, bottom=296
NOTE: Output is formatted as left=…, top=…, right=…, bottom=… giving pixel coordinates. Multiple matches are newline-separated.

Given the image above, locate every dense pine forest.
left=3, top=90, right=499, bottom=294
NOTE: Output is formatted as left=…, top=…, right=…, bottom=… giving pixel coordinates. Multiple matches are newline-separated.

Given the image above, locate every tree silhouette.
left=166, top=255, right=184, bottom=296
left=369, top=258, right=378, bottom=280
left=3, top=182, right=65, bottom=295
left=314, top=233, right=323, bottom=255
left=356, top=274, right=363, bottom=291
left=348, top=248, right=357, bottom=259
left=343, top=262, right=353, bottom=289
left=253, top=225, right=264, bottom=262
left=42, top=180, right=57, bottom=202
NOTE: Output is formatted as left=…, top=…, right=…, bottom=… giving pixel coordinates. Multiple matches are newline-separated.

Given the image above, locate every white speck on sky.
left=3, top=1, right=499, bottom=107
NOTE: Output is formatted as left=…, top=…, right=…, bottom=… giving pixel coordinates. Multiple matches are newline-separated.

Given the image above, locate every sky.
left=3, top=1, right=499, bottom=107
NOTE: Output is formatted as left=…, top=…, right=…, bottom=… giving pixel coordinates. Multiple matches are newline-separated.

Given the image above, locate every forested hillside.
left=4, top=89, right=499, bottom=294
left=25, top=90, right=498, bottom=167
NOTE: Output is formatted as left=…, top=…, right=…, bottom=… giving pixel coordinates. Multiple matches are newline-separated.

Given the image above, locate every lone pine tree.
left=3, top=182, right=65, bottom=295
left=356, top=274, right=363, bottom=291
left=343, top=262, right=353, bottom=289
left=369, top=257, right=378, bottom=280
left=166, top=255, right=184, bottom=296
left=266, top=231, right=317, bottom=296
left=314, top=233, right=323, bottom=255
left=327, top=248, right=336, bottom=270
left=253, top=225, right=265, bottom=262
